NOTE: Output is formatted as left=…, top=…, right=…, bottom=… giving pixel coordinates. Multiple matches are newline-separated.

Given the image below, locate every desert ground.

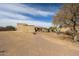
left=0, top=31, right=79, bottom=56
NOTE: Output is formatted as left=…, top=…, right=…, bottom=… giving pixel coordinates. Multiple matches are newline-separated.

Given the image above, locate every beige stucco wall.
left=60, top=27, right=70, bottom=33
left=60, top=26, right=79, bottom=33
left=17, top=23, right=35, bottom=32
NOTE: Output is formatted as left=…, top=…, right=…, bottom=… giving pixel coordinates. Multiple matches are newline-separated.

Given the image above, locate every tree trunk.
left=72, top=21, right=77, bottom=41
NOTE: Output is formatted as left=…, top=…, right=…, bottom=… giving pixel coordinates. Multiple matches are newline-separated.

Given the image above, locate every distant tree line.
left=0, top=26, right=16, bottom=31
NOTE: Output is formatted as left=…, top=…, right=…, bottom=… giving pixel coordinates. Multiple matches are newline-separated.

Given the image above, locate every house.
left=60, top=25, right=79, bottom=33
left=60, top=26, right=70, bottom=33
left=16, top=23, right=35, bottom=32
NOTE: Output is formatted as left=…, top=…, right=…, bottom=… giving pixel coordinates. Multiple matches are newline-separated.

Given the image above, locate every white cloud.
left=0, top=4, right=54, bottom=17
left=0, top=10, right=32, bottom=20
left=0, top=4, right=53, bottom=27
left=0, top=19, right=52, bottom=28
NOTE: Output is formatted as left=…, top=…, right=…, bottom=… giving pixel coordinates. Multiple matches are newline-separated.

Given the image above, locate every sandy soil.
left=0, top=31, right=79, bottom=56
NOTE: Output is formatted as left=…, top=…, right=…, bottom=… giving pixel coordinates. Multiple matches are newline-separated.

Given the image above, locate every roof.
left=17, top=23, right=34, bottom=26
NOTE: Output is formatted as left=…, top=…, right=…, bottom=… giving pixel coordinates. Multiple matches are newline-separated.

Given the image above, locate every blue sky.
left=0, top=3, right=62, bottom=27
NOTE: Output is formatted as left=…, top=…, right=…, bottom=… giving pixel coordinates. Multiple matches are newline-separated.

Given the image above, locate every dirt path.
left=0, top=31, right=79, bottom=56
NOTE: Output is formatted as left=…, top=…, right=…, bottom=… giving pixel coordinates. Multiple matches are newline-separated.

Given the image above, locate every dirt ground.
left=0, top=31, right=79, bottom=56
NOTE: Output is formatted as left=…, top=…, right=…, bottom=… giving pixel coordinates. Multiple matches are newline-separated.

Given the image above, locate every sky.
left=0, top=3, right=62, bottom=28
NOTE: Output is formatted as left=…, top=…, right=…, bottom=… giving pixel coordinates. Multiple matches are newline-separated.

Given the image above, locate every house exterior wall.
left=60, top=26, right=79, bottom=33
left=17, top=23, right=35, bottom=32
left=60, top=27, right=70, bottom=33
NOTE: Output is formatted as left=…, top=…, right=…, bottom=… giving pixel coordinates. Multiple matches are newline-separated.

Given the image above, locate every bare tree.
left=53, top=4, right=79, bottom=41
